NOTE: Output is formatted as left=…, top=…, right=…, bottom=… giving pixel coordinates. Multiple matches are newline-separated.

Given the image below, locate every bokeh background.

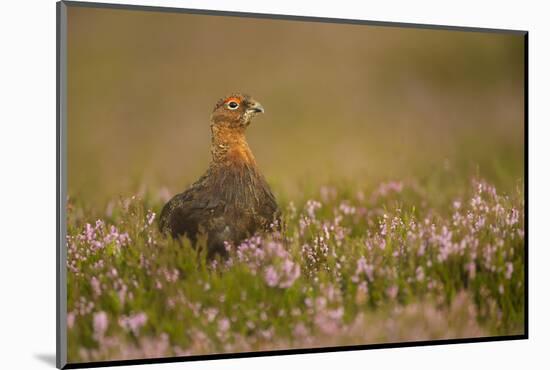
left=67, top=7, right=524, bottom=208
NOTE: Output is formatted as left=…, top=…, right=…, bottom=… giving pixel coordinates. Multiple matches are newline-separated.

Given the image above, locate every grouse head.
left=210, top=93, right=264, bottom=129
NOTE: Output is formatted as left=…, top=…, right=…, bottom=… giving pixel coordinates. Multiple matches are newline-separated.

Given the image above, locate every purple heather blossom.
left=371, top=181, right=404, bottom=202
left=351, top=256, right=374, bottom=283
left=264, top=266, right=279, bottom=287
left=386, top=285, right=399, bottom=300
left=93, top=311, right=108, bottom=341
left=67, top=311, right=75, bottom=330
left=119, top=312, right=147, bottom=336
left=218, top=318, right=230, bottom=332
left=278, top=259, right=301, bottom=288
left=146, top=210, right=156, bottom=226
left=90, top=276, right=101, bottom=296
left=338, top=202, right=356, bottom=215
left=293, top=322, right=309, bottom=338
left=65, top=178, right=524, bottom=359
left=505, top=262, right=514, bottom=279
left=305, top=199, right=322, bottom=219
left=506, top=208, right=520, bottom=226
left=466, top=262, right=476, bottom=280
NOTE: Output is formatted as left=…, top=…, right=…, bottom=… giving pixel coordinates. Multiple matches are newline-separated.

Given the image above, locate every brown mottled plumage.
left=159, top=94, right=280, bottom=258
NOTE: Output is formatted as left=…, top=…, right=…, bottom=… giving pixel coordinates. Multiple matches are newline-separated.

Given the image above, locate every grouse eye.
left=227, top=101, right=239, bottom=110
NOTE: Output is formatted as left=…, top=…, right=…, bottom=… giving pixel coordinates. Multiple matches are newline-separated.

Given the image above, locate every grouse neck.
left=210, top=124, right=256, bottom=166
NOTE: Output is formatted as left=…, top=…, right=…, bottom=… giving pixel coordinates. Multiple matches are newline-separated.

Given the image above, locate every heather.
left=66, top=176, right=524, bottom=362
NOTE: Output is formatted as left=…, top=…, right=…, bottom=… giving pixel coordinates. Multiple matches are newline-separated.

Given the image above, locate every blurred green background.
left=67, top=7, right=524, bottom=208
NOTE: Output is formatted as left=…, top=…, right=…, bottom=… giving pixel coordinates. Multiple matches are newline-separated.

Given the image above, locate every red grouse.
left=159, top=94, right=279, bottom=258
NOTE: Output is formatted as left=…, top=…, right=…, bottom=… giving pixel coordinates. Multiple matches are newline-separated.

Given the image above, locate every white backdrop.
left=0, top=0, right=547, bottom=369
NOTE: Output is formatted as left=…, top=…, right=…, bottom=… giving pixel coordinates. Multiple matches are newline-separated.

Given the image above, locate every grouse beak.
left=247, top=102, right=265, bottom=114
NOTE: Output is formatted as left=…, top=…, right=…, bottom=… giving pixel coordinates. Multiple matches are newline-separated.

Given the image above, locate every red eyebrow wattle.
left=224, top=97, right=241, bottom=104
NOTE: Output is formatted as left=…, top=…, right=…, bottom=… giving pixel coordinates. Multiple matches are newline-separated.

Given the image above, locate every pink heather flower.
left=90, top=276, right=101, bottom=296
left=470, top=195, right=482, bottom=209
left=466, top=262, right=476, bottom=280
left=73, top=220, right=130, bottom=256
left=305, top=200, right=322, bottom=219
left=351, top=256, right=374, bottom=283
left=93, top=311, right=108, bottom=340
left=146, top=210, right=156, bottom=226
left=218, top=318, right=230, bottom=333
left=417, top=242, right=426, bottom=256
left=67, top=311, right=75, bottom=329
left=435, top=226, right=454, bottom=262
left=279, top=260, right=301, bottom=288
left=119, top=312, right=147, bottom=336
left=264, top=266, right=279, bottom=287
left=379, top=217, right=387, bottom=236
left=117, top=284, right=128, bottom=305
left=506, top=208, right=520, bottom=226
left=493, top=203, right=505, bottom=215
left=339, top=202, right=356, bottom=215
left=505, top=262, right=514, bottom=279
left=293, top=323, right=309, bottom=338
left=386, top=285, right=399, bottom=300
left=84, top=223, right=95, bottom=242
left=390, top=215, right=403, bottom=232
left=388, top=181, right=403, bottom=192
left=313, top=300, right=343, bottom=335
left=373, top=181, right=403, bottom=199
left=315, top=296, right=328, bottom=309
left=328, top=307, right=344, bottom=320
left=475, top=216, right=486, bottom=230
left=299, top=217, right=310, bottom=235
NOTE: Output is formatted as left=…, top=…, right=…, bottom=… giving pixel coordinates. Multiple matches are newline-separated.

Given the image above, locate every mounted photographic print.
left=56, top=1, right=527, bottom=368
